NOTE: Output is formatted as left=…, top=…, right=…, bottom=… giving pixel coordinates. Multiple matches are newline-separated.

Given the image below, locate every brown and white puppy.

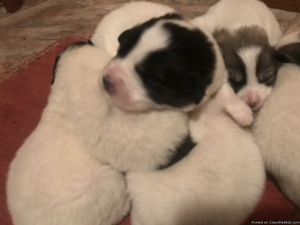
left=192, top=0, right=283, bottom=111
left=253, top=31, right=300, bottom=209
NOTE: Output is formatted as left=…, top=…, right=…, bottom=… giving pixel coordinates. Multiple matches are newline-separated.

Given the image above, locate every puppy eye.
left=257, top=66, right=277, bottom=85
left=228, top=70, right=243, bottom=83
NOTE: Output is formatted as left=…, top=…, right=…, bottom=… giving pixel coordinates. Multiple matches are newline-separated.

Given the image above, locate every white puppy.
left=7, top=44, right=129, bottom=225
left=192, top=0, right=283, bottom=111
left=127, top=82, right=265, bottom=225
left=91, top=1, right=175, bottom=57
left=253, top=31, right=300, bottom=209
left=7, top=42, right=191, bottom=225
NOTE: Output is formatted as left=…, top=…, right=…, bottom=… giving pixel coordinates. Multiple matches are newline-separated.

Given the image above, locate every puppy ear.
left=276, top=43, right=300, bottom=65
left=118, top=28, right=133, bottom=46
left=193, top=88, right=205, bottom=105
left=275, top=50, right=292, bottom=64
left=192, top=77, right=207, bottom=105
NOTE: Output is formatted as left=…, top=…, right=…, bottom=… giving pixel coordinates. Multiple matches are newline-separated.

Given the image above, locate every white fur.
left=276, top=31, right=300, bottom=49
left=253, top=32, right=300, bottom=208
left=127, top=83, right=265, bottom=225
left=191, top=0, right=282, bottom=46
left=102, top=22, right=170, bottom=112
left=91, top=1, right=175, bottom=57
left=7, top=47, right=129, bottom=225
left=238, top=47, right=262, bottom=84
left=7, top=45, right=190, bottom=225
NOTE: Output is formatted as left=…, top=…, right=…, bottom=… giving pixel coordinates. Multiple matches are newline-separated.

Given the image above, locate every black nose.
left=102, top=75, right=114, bottom=93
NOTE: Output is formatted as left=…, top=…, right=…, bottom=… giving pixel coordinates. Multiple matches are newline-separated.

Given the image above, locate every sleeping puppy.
left=127, top=83, right=265, bottom=225
left=91, top=1, right=175, bottom=57
left=192, top=0, right=283, bottom=111
left=103, top=12, right=265, bottom=224
left=101, top=13, right=225, bottom=112
left=7, top=42, right=192, bottom=225
left=253, top=31, right=300, bottom=209
left=7, top=44, right=129, bottom=225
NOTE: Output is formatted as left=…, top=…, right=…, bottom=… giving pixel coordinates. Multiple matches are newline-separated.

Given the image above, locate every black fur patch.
left=159, top=134, right=197, bottom=169
left=117, top=13, right=182, bottom=58
left=135, top=23, right=215, bottom=107
left=277, top=42, right=300, bottom=66
left=256, top=47, right=280, bottom=86
left=52, top=41, right=93, bottom=85
left=225, top=51, right=247, bottom=93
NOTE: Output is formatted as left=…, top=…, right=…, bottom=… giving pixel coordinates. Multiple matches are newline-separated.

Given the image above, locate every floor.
left=0, top=0, right=300, bottom=82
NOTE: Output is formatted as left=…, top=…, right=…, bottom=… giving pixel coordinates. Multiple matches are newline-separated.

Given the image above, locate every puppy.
left=7, top=42, right=192, bottom=225
left=7, top=44, right=129, bottom=225
left=253, top=31, right=300, bottom=209
left=100, top=12, right=264, bottom=224
left=127, top=83, right=265, bottom=225
left=101, top=13, right=225, bottom=112
left=192, top=0, right=283, bottom=110
left=91, top=1, right=175, bottom=57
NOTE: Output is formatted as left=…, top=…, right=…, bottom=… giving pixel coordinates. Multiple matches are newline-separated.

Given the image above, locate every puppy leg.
left=7, top=159, right=129, bottom=225
left=218, top=83, right=253, bottom=126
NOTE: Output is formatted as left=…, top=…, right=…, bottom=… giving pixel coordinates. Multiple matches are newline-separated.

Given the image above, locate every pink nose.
left=240, top=92, right=262, bottom=110
left=102, top=66, right=125, bottom=94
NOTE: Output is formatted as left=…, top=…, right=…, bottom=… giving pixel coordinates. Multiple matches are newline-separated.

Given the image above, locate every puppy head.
left=213, top=26, right=281, bottom=111
left=102, top=13, right=219, bottom=112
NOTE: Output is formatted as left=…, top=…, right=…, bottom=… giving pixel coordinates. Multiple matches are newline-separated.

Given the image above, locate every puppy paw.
left=227, top=102, right=253, bottom=127
left=218, top=83, right=253, bottom=126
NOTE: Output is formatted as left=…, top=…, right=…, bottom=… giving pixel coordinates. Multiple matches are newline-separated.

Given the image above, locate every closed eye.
left=228, top=70, right=244, bottom=84
left=257, top=66, right=277, bottom=85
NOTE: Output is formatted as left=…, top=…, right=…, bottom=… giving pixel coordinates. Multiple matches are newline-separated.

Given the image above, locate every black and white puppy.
left=99, top=8, right=264, bottom=225
left=253, top=31, right=300, bottom=210
left=192, top=0, right=283, bottom=111
left=102, top=13, right=225, bottom=112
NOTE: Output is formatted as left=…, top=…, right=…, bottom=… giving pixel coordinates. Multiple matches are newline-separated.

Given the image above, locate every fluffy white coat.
left=191, top=0, right=282, bottom=46
left=91, top=1, right=175, bottom=57
left=253, top=32, right=300, bottom=208
left=127, top=83, right=265, bottom=225
left=7, top=44, right=190, bottom=225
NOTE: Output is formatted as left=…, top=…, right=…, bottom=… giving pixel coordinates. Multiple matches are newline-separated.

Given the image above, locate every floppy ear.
left=192, top=77, right=207, bottom=105
left=193, top=88, right=205, bottom=105
left=276, top=43, right=300, bottom=65
left=118, top=28, right=133, bottom=46
left=275, top=50, right=292, bottom=64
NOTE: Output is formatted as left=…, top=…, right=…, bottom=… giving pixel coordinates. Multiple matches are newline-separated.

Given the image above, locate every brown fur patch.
left=213, top=25, right=270, bottom=51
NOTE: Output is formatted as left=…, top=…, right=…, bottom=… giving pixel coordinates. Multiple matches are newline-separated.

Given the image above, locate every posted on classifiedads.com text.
left=251, top=221, right=300, bottom=224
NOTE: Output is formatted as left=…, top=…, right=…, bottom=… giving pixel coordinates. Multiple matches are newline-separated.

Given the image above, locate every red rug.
left=0, top=36, right=296, bottom=225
